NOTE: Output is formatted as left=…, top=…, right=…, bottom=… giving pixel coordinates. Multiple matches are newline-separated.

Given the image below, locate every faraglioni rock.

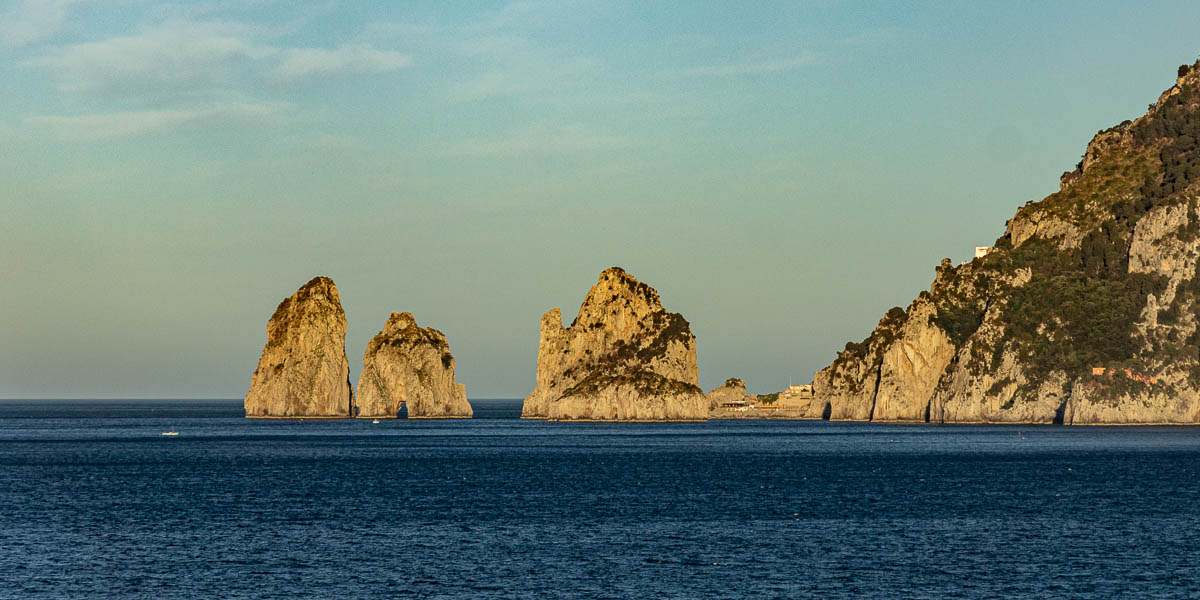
left=244, top=276, right=353, bottom=418
left=521, top=267, right=708, bottom=421
left=810, top=61, right=1200, bottom=425
left=356, top=312, right=473, bottom=419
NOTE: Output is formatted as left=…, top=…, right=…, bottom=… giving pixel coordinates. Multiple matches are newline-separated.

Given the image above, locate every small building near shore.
left=777, top=384, right=814, bottom=409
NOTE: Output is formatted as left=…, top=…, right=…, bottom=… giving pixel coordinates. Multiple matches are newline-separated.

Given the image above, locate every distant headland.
left=809, top=60, right=1200, bottom=425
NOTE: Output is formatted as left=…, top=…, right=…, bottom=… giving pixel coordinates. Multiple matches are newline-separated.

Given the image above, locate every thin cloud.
left=26, top=103, right=285, bottom=141
left=448, top=51, right=604, bottom=103
left=836, top=27, right=900, bottom=47
left=32, top=20, right=411, bottom=99
left=274, top=46, right=411, bottom=81
left=1, top=0, right=78, bottom=47
left=283, top=132, right=362, bottom=150
left=34, top=21, right=273, bottom=96
left=365, top=10, right=607, bottom=105
left=440, top=125, right=631, bottom=158
left=451, top=71, right=529, bottom=103
left=672, top=54, right=821, bottom=78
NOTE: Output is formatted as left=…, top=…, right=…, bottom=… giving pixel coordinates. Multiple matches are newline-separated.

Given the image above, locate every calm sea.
left=0, top=399, right=1197, bottom=599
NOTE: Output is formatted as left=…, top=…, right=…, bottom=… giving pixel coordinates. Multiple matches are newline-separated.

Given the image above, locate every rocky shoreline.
left=805, top=62, right=1200, bottom=427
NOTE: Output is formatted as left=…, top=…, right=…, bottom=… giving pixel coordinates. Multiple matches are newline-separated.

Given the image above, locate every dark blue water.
left=1, top=400, right=1198, bottom=599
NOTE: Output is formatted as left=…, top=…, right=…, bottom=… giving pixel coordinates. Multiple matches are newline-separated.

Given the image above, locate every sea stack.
left=244, top=276, right=353, bottom=418
left=356, top=312, right=473, bottom=419
left=522, top=267, right=707, bottom=421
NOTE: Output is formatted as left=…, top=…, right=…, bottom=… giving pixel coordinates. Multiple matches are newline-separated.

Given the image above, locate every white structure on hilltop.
left=975, top=246, right=995, bottom=259
left=775, top=383, right=814, bottom=410
left=780, top=384, right=813, bottom=401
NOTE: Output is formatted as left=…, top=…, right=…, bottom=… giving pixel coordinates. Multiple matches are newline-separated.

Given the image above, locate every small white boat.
left=371, top=419, right=381, bottom=424
left=161, top=427, right=179, bottom=437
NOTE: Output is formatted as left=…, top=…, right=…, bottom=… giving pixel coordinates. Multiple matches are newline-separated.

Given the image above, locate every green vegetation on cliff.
left=823, top=61, right=1200, bottom=418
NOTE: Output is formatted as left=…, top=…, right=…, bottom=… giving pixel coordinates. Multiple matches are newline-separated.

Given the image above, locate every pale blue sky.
left=2, top=0, right=1199, bottom=399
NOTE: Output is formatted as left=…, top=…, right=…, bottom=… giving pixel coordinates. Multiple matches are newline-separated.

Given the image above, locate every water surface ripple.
left=1, top=399, right=1197, bottom=598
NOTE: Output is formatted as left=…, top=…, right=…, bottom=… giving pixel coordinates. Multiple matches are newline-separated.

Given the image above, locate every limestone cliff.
left=706, top=378, right=753, bottom=410
left=245, top=276, right=353, bottom=418
left=356, top=312, right=473, bottom=419
left=812, top=61, right=1200, bottom=425
left=521, top=267, right=707, bottom=421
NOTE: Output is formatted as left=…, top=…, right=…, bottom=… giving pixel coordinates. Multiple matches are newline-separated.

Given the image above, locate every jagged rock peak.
left=356, top=312, right=473, bottom=419
left=383, top=311, right=418, bottom=334
left=521, top=267, right=708, bottom=421
left=572, top=266, right=664, bottom=320
left=245, top=276, right=353, bottom=418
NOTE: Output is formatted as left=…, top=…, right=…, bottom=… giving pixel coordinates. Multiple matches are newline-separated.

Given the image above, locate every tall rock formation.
left=811, top=61, right=1200, bottom=425
left=356, top=312, right=473, bottom=419
left=521, top=267, right=708, bottom=421
left=245, top=276, right=353, bottom=418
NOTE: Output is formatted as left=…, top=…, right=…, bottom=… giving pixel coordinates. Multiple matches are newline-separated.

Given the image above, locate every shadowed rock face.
left=244, top=276, right=353, bottom=418
left=356, top=312, right=473, bottom=419
left=522, top=267, right=707, bottom=421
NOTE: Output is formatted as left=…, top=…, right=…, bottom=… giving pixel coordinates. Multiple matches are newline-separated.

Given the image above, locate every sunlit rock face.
left=813, top=62, right=1200, bottom=425
left=706, top=378, right=751, bottom=411
left=244, top=276, right=353, bottom=418
left=356, top=312, right=473, bottom=419
left=522, top=267, right=707, bottom=422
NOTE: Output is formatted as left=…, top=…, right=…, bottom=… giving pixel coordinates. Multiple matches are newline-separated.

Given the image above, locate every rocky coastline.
left=242, top=64, right=1200, bottom=426
left=807, top=62, right=1200, bottom=426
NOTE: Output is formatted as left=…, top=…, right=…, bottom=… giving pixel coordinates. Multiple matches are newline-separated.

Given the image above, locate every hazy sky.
left=3, top=1, right=1199, bottom=399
